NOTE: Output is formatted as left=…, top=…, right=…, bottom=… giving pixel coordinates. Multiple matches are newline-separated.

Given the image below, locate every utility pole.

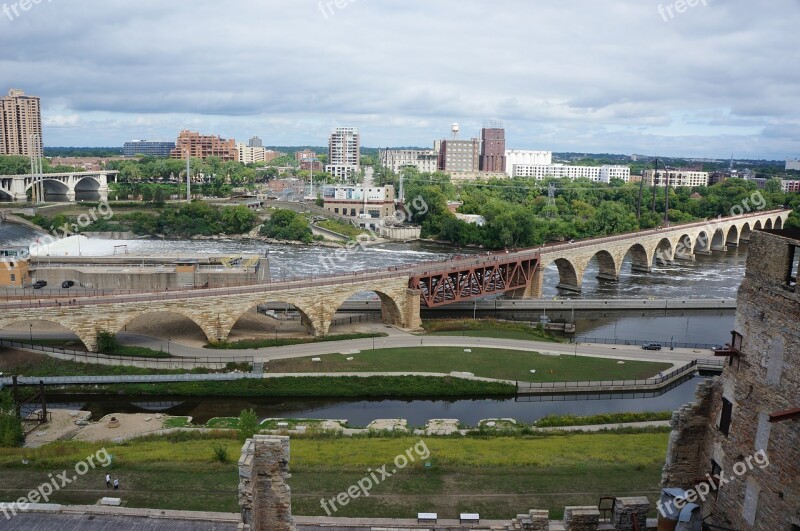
left=651, top=158, right=658, bottom=213
left=663, top=164, right=670, bottom=225
left=636, top=173, right=645, bottom=219
left=186, top=150, right=191, bottom=201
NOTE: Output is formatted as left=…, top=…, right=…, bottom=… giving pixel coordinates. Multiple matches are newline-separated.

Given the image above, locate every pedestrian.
left=113, top=478, right=119, bottom=491
left=105, top=473, right=111, bottom=489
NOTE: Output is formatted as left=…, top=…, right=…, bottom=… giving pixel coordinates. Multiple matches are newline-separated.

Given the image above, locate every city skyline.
left=2, top=1, right=799, bottom=159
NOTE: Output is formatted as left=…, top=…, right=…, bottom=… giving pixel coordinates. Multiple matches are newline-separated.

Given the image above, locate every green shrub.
left=238, top=409, right=260, bottom=441
left=211, top=443, right=229, bottom=463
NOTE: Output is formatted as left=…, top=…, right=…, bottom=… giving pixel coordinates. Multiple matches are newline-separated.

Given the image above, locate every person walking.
left=105, top=473, right=111, bottom=489
left=113, top=478, right=119, bottom=491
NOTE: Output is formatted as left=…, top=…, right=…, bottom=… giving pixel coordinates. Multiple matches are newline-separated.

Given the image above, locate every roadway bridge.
left=0, top=170, right=117, bottom=202
left=0, top=209, right=789, bottom=350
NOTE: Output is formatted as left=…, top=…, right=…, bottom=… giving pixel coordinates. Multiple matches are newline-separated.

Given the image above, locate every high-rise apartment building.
left=248, top=136, right=263, bottom=148
left=642, top=169, right=709, bottom=187
left=326, top=127, right=360, bottom=180
left=236, top=144, right=281, bottom=164
left=0, top=89, right=43, bottom=157
left=170, top=130, right=238, bottom=161
left=479, top=123, right=506, bottom=172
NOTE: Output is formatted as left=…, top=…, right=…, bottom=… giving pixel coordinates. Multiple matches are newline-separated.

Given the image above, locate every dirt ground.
left=23, top=410, right=170, bottom=447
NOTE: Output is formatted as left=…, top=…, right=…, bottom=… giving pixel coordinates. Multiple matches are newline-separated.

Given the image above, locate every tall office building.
left=438, top=138, right=480, bottom=173
left=123, top=140, right=176, bottom=157
left=479, top=122, right=505, bottom=172
left=326, top=127, right=360, bottom=180
left=248, top=136, right=263, bottom=148
left=0, top=89, right=43, bottom=157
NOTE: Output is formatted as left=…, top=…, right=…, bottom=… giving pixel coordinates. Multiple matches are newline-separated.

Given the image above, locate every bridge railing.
left=573, top=336, right=721, bottom=350
left=0, top=339, right=254, bottom=370
left=516, top=358, right=725, bottom=391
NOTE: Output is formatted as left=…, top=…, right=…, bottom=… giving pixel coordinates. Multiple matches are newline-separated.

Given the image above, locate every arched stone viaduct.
left=0, top=209, right=790, bottom=351
left=0, top=278, right=421, bottom=352
left=529, top=210, right=790, bottom=295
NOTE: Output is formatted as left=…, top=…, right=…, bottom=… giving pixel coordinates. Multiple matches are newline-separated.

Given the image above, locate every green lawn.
left=207, top=332, right=386, bottom=350
left=0, top=432, right=670, bottom=519
left=266, top=347, right=671, bottom=383
left=424, top=319, right=563, bottom=343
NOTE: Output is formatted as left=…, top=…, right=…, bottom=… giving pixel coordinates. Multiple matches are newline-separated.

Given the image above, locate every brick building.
left=170, top=130, right=238, bottom=161
left=479, top=124, right=506, bottom=173
left=662, top=229, right=800, bottom=530
left=0, top=89, right=42, bottom=157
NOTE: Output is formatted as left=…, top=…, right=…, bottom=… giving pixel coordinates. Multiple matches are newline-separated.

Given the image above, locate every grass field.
left=424, top=319, right=563, bottom=343
left=207, top=332, right=386, bottom=350
left=0, top=432, right=670, bottom=519
left=266, top=347, right=671, bottom=383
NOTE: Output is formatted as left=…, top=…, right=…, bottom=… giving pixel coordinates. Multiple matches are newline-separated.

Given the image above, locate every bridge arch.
left=588, top=250, right=619, bottom=282
left=695, top=231, right=711, bottom=253
left=326, top=290, right=405, bottom=336
left=753, top=220, right=762, bottom=230
left=774, top=216, right=783, bottom=230
left=26, top=179, right=70, bottom=201
left=711, top=228, right=727, bottom=251
left=0, top=318, right=94, bottom=351
left=764, top=218, right=773, bottom=230
left=116, top=309, right=217, bottom=345
left=549, top=258, right=581, bottom=293
left=229, top=299, right=319, bottom=340
left=726, top=225, right=740, bottom=247
left=740, top=223, right=752, bottom=242
left=673, top=234, right=694, bottom=259
left=652, top=238, right=674, bottom=265
left=623, top=243, right=651, bottom=273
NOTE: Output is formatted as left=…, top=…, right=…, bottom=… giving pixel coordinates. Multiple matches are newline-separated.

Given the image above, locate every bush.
left=97, top=331, right=119, bottom=354
left=211, top=443, right=229, bottom=463
left=238, top=408, right=259, bottom=441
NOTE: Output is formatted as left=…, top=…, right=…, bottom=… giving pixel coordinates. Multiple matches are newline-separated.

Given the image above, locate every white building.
left=236, top=144, right=280, bottom=164
left=786, top=159, right=800, bottom=171
left=512, top=164, right=630, bottom=183
left=455, top=213, right=486, bottom=226
left=642, top=169, right=709, bottom=188
left=504, top=150, right=552, bottom=176
left=326, top=127, right=360, bottom=180
left=379, top=148, right=438, bottom=174
left=322, top=185, right=395, bottom=219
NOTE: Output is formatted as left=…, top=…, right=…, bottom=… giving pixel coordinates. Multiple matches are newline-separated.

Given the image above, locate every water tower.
left=451, top=122, right=460, bottom=139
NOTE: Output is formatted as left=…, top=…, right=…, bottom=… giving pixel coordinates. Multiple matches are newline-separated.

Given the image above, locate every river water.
left=40, top=374, right=709, bottom=426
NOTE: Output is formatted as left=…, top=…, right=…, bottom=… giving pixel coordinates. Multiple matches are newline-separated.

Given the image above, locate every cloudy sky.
left=1, top=0, right=798, bottom=159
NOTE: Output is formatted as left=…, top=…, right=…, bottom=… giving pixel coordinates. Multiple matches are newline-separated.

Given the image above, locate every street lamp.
left=29, top=323, right=32, bottom=342
left=473, top=299, right=477, bottom=320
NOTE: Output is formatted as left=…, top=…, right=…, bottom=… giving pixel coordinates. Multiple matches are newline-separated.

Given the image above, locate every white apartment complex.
left=512, top=163, right=631, bottom=183
left=786, top=159, right=800, bottom=171
left=326, top=127, right=360, bottom=180
left=642, top=169, right=709, bottom=188
left=380, top=148, right=438, bottom=174
left=504, top=150, right=552, bottom=175
left=236, top=144, right=281, bottom=164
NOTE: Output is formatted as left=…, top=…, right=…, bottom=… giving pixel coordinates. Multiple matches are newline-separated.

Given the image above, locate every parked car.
left=32, top=280, right=47, bottom=289
left=61, top=280, right=75, bottom=288
left=641, top=342, right=662, bottom=351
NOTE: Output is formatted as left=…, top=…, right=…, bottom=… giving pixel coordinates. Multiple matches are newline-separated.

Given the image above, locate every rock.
left=346, top=357, right=354, bottom=361
left=485, top=421, right=496, bottom=427
left=464, top=349, right=472, bottom=353
left=311, top=357, right=322, bottom=363
left=144, top=417, right=152, bottom=422
left=530, top=369, right=537, bottom=374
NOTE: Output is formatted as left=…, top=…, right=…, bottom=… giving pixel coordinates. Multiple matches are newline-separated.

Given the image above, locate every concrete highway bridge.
left=0, top=170, right=117, bottom=202
left=0, top=209, right=789, bottom=351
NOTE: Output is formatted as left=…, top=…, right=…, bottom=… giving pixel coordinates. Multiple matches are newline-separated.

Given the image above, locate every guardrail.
left=515, top=358, right=725, bottom=391
left=0, top=339, right=254, bottom=370
left=574, top=336, right=721, bottom=350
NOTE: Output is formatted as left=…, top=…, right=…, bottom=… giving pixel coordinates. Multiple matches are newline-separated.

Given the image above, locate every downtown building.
left=0, top=89, right=43, bottom=157
left=295, top=149, right=323, bottom=171
left=322, top=184, right=395, bottom=219
left=513, top=163, right=631, bottom=183
left=379, top=148, right=438, bottom=174
left=643, top=168, right=709, bottom=187
left=236, top=144, right=282, bottom=164
left=122, top=140, right=176, bottom=157
left=326, top=127, right=360, bottom=180
left=505, top=150, right=553, bottom=175
left=170, top=130, right=238, bottom=161
left=479, top=124, right=506, bottom=173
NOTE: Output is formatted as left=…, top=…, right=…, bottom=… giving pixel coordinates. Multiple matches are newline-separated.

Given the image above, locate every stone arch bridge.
left=0, top=209, right=790, bottom=351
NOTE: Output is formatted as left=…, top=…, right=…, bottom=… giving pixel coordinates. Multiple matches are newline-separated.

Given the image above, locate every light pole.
left=473, top=299, right=477, bottom=320
left=29, top=323, right=32, bottom=342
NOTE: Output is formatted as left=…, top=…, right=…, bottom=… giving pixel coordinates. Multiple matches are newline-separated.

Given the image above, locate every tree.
left=97, top=331, right=119, bottom=353
left=220, top=205, right=258, bottom=234
left=238, top=408, right=259, bottom=442
left=153, top=187, right=166, bottom=207
left=0, top=391, right=24, bottom=447
left=260, top=209, right=312, bottom=243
